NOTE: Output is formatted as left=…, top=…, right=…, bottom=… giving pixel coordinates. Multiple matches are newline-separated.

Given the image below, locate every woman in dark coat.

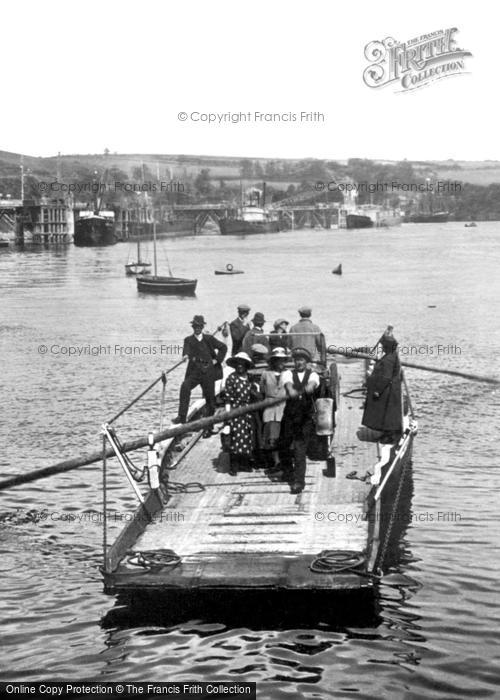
left=362, top=334, right=403, bottom=441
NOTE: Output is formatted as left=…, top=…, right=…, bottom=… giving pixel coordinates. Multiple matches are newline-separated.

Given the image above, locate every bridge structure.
left=268, top=187, right=340, bottom=229
left=0, top=198, right=73, bottom=244
left=0, top=199, right=22, bottom=239
left=172, top=203, right=235, bottom=232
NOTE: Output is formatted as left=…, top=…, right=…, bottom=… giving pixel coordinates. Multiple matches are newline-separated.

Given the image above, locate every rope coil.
left=127, top=549, right=181, bottom=569
left=310, top=550, right=366, bottom=574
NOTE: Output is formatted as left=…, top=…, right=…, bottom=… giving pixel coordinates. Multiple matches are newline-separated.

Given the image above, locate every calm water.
left=1, top=224, right=499, bottom=698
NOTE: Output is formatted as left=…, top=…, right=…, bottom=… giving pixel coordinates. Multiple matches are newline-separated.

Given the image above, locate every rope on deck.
left=310, top=550, right=368, bottom=575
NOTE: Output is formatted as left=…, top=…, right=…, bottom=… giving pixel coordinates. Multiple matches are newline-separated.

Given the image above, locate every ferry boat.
left=100, top=335, right=417, bottom=601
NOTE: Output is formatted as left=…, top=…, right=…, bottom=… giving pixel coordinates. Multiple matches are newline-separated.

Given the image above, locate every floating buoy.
left=332, top=264, right=342, bottom=275
left=214, top=262, right=244, bottom=275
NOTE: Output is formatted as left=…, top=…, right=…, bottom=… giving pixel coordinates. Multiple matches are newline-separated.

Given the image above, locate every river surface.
left=1, top=224, right=499, bottom=699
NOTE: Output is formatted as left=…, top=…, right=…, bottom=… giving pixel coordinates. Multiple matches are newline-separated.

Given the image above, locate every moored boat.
left=404, top=211, right=449, bottom=223
left=74, top=213, right=116, bottom=246
left=125, top=226, right=151, bottom=276
left=125, top=261, right=152, bottom=276
left=136, top=222, right=197, bottom=295
left=346, top=213, right=373, bottom=229
left=136, top=275, right=197, bottom=294
left=219, top=206, right=281, bottom=235
left=356, top=205, right=402, bottom=227
left=214, top=263, right=244, bottom=275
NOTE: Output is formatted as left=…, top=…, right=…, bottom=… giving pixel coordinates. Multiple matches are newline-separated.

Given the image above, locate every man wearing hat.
left=173, top=315, right=227, bottom=434
left=280, top=347, right=320, bottom=494
left=362, top=329, right=403, bottom=443
left=229, top=304, right=251, bottom=355
left=242, top=312, right=270, bottom=356
left=289, top=307, right=325, bottom=362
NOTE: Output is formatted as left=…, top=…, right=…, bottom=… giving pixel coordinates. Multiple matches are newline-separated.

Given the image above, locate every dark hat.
left=298, top=306, right=312, bottom=317
left=252, top=312, right=265, bottom=326
left=226, top=351, right=254, bottom=369
left=237, top=303, right=251, bottom=312
left=292, top=347, right=312, bottom=361
left=190, top=315, right=206, bottom=326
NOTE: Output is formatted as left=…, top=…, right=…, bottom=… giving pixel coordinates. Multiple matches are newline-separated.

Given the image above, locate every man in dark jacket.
left=173, top=315, right=227, bottom=436
left=229, top=304, right=251, bottom=355
left=362, top=332, right=402, bottom=442
left=242, top=312, right=270, bottom=355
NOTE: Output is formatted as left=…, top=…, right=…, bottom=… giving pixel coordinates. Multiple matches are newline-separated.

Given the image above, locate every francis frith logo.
left=363, top=28, right=472, bottom=92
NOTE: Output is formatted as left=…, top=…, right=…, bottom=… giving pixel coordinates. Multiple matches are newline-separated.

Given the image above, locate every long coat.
left=229, top=317, right=250, bottom=355
left=362, top=352, right=402, bottom=432
left=225, top=372, right=255, bottom=455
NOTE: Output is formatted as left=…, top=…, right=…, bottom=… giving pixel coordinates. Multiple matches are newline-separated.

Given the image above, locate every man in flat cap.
left=242, top=312, right=270, bottom=356
left=173, top=315, right=227, bottom=436
left=229, top=304, right=251, bottom=355
left=280, top=347, right=320, bottom=494
left=289, top=307, right=325, bottom=362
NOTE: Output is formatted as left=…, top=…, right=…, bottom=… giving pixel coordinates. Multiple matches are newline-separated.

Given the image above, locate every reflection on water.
left=1, top=225, right=500, bottom=698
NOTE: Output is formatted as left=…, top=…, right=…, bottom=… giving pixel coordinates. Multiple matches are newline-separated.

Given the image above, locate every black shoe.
left=202, top=429, right=215, bottom=439
left=290, top=482, right=304, bottom=494
left=171, top=416, right=184, bottom=425
left=229, top=467, right=237, bottom=476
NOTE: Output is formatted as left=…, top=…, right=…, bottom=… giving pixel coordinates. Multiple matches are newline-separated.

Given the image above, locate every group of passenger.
left=172, top=306, right=403, bottom=495
left=230, top=304, right=325, bottom=361
left=172, top=305, right=326, bottom=494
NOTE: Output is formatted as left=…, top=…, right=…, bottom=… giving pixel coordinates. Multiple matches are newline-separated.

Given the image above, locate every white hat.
left=270, top=346, right=287, bottom=359
left=226, top=351, right=254, bottom=369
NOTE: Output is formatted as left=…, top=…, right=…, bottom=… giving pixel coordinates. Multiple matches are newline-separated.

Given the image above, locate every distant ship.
left=219, top=206, right=281, bottom=235
left=346, top=213, right=373, bottom=229
left=404, top=211, right=449, bottom=224
left=355, top=205, right=402, bottom=227
left=74, top=211, right=116, bottom=246
left=125, top=219, right=194, bottom=240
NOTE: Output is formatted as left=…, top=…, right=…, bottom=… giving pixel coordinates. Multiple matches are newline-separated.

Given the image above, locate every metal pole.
left=102, top=424, right=145, bottom=505
left=102, top=434, right=108, bottom=573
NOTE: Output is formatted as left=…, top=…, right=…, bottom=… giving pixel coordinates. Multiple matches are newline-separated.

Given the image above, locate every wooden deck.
left=104, top=360, right=389, bottom=593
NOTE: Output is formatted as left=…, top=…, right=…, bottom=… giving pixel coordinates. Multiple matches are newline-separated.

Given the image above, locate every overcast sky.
left=0, top=0, right=495, bottom=161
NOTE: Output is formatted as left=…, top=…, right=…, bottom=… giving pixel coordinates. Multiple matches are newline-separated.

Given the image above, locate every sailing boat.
left=125, top=227, right=151, bottom=276
left=136, top=222, right=197, bottom=294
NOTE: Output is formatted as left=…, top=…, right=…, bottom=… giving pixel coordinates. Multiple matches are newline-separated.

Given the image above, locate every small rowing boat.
left=214, top=263, right=244, bottom=275
left=136, top=222, right=197, bottom=295
left=136, top=276, right=197, bottom=294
